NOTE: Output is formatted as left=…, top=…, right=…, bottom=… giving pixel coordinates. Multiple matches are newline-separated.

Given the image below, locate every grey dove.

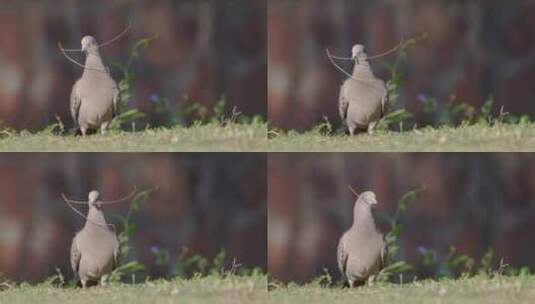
left=337, top=191, right=384, bottom=287
left=70, top=36, right=119, bottom=136
left=71, top=190, right=119, bottom=288
left=338, top=45, right=388, bottom=135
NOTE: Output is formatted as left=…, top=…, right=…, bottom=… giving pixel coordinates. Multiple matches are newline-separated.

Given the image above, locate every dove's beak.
left=81, top=44, right=87, bottom=53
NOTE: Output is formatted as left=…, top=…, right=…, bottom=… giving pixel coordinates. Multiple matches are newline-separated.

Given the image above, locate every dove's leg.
left=348, top=121, right=359, bottom=136
left=367, top=275, right=376, bottom=286
left=348, top=279, right=354, bottom=288
left=367, top=121, right=377, bottom=134
left=100, top=122, right=109, bottom=135
left=81, top=279, right=87, bottom=289
left=80, top=127, right=87, bottom=136
left=100, top=275, right=109, bottom=287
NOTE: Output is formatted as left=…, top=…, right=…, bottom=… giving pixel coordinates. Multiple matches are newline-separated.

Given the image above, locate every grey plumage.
left=337, top=191, right=385, bottom=287
left=70, top=190, right=119, bottom=288
left=338, top=45, right=388, bottom=135
left=70, top=36, right=119, bottom=136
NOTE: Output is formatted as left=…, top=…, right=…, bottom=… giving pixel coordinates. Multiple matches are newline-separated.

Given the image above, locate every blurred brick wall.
left=268, top=0, right=535, bottom=130
left=268, top=153, right=535, bottom=283
left=0, top=0, right=266, bottom=131
left=0, top=153, right=267, bottom=282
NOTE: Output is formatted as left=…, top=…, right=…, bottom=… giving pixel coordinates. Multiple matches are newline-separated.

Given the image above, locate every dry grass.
left=0, top=275, right=267, bottom=304
left=0, top=122, right=268, bottom=152
left=268, top=123, right=535, bottom=152
left=269, top=275, right=535, bottom=304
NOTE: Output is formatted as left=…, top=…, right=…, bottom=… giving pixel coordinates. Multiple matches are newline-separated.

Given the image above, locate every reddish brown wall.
left=268, top=0, right=535, bottom=130
left=0, top=153, right=267, bottom=282
left=268, top=153, right=535, bottom=283
left=0, top=0, right=266, bottom=131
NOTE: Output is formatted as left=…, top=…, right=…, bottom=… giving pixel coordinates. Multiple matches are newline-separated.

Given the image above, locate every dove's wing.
left=339, top=88, right=349, bottom=120
left=337, top=234, right=349, bottom=276
left=70, top=81, right=82, bottom=124
left=380, top=237, right=386, bottom=269
left=112, top=85, right=119, bottom=118
left=113, top=241, right=120, bottom=270
left=70, top=235, right=82, bottom=279
left=380, top=87, right=388, bottom=117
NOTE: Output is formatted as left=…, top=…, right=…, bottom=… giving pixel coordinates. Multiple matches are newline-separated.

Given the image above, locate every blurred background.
left=0, top=153, right=266, bottom=283
left=0, top=0, right=266, bottom=131
left=268, top=153, right=535, bottom=283
left=268, top=0, right=535, bottom=130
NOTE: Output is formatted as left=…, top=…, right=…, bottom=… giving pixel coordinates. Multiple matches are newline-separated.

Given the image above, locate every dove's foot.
left=81, top=279, right=88, bottom=289
left=100, top=275, right=108, bottom=287
left=367, top=122, right=377, bottom=135
left=367, top=275, right=376, bottom=286
left=100, top=122, right=109, bottom=135
left=80, top=127, right=88, bottom=136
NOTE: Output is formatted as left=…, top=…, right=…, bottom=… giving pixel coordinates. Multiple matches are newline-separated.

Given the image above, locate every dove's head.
left=351, top=44, right=364, bottom=59
left=351, top=44, right=368, bottom=64
left=88, top=190, right=102, bottom=209
left=81, top=36, right=98, bottom=53
left=357, top=191, right=378, bottom=208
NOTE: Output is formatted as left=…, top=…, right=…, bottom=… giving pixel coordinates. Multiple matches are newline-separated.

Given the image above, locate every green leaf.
left=109, top=261, right=146, bottom=282
left=376, top=109, right=414, bottom=131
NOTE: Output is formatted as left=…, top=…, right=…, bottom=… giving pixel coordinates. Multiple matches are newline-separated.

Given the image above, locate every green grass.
left=0, top=275, right=267, bottom=304
left=268, top=123, right=535, bottom=152
left=5, top=275, right=534, bottom=303
left=269, top=275, right=535, bottom=304
left=0, top=122, right=268, bottom=152
left=4, top=122, right=535, bottom=152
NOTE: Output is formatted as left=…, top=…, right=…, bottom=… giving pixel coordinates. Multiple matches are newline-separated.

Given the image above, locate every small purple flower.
left=417, top=94, right=428, bottom=103
left=417, top=245, right=428, bottom=255
left=150, top=245, right=160, bottom=254
left=149, top=94, right=160, bottom=103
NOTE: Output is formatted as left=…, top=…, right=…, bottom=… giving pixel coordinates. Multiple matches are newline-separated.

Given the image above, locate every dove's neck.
left=83, top=51, right=106, bottom=75
left=84, top=206, right=108, bottom=231
left=352, top=202, right=377, bottom=232
left=352, top=58, right=374, bottom=78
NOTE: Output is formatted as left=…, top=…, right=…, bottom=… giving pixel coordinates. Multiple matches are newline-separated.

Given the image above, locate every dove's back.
left=75, top=224, right=118, bottom=279
left=341, top=78, right=386, bottom=127
left=75, top=72, right=117, bottom=127
left=343, top=226, right=384, bottom=281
